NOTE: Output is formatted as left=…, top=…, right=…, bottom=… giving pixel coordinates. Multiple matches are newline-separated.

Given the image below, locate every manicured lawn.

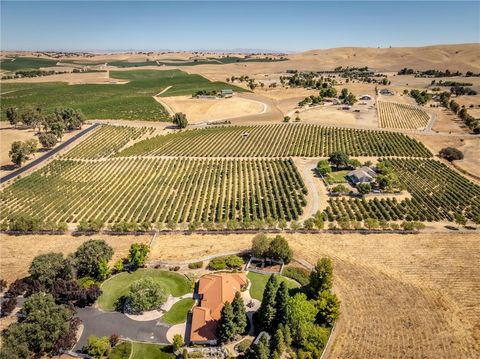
left=98, top=269, right=192, bottom=310
left=162, top=298, right=195, bottom=325
left=130, top=342, right=175, bottom=359
left=109, top=341, right=132, bottom=359
left=247, top=271, right=300, bottom=300
left=325, top=170, right=349, bottom=184
left=0, top=69, right=245, bottom=121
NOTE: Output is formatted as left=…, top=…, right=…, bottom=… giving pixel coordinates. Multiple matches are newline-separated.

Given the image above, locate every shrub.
left=128, top=243, right=150, bottom=270
left=77, top=277, right=95, bottom=288
left=207, top=255, right=244, bottom=270
left=235, top=338, right=253, bottom=353
left=86, top=335, right=111, bottom=358
left=1, top=297, right=17, bottom=317
left=439, top=147, right=464, bottom=161
left=126, top=277, right=167, bottom=314
left=282, top=267, right=311, bottom=286
left=173, top=334, right=184, bottom=351
left=188, top=261, right=203, bottom=269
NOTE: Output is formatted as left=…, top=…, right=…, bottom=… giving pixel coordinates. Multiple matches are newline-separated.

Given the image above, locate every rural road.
left=0, top=123, right=100, bottom=185
left=74, top=307, right=170, bottom=351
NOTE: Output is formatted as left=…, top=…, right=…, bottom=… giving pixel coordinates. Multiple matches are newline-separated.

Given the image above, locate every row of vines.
left=377, top=101, right=430, bottom=130
left=0, top=158, right=306, bottom=224
left=116, top=124, right=432, bottom=158
left=63, top=125, right=154, bottom=159
left=326, top=159, right=480, bottom=222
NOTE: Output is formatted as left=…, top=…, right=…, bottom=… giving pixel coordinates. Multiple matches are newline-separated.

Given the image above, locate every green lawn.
left=162, top=298, right=195, bottom=325
left=325, top=170, right=349, bottom=184
left=0, top=69, right=245, bottom=121
left=98, top=269, right=192, bottom=310
left=0, top=56, right=58, bottom=72
left=247, top=271, right=300, bottom=300
left=130, top=342, right=175, bottom=359
left=109, top=341, right=132, bottom=359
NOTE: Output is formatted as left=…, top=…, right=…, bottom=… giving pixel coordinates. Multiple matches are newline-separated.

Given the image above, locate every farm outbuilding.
left=379, top=88, right=395, bottom=95
left=359, top=94, right=372, bottom=100
left=221, top=89, right=234, bottom=98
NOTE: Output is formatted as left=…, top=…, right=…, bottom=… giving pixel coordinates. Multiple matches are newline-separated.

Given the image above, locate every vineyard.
left=63, top=125, right=154, bottom=159
left=325, top=159, right=480, bottom=222
left=117, top=124, right=432, bottom=158
left=0, top=70, right=244, bottom=121
left=0, top=158, right=306, bottom=224
left=377, top=101, right=431, bottom=130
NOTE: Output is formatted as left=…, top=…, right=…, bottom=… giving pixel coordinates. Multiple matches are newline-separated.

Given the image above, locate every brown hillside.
left=290, top=43, right=480, bottom=72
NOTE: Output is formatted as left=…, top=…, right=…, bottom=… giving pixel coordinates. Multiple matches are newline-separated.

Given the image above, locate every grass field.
left=247, top=271, right=300, bottom=300
left=162, top=298, right=195, bottom=324
left=97, top=269, right=192, bottom=310
left=109, top=341, right=132, bottom=359
left=130, top=343, right=175, bottom=359
left=0, top=70, right=245, bottom=121
left=325, top=170, right=349, bottom=184
left=118, top=124, right=432, bottom=158
left=0, top=56, right=58, bottom=71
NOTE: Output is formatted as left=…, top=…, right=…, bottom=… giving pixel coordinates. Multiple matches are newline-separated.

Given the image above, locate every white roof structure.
left=347, top=166, right=377, bottom=184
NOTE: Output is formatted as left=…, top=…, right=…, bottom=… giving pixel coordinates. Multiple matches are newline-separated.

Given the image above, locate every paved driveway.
left=74, top=307, right=170, bottom=351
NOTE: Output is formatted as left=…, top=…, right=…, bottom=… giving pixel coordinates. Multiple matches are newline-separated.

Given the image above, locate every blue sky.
left=1, top=1, right=479, bottom=52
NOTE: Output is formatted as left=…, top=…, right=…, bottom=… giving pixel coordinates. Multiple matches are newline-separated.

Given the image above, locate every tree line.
left=0, top=239, right=150, bottom=358
left=6, top=106, right=86, bottom=166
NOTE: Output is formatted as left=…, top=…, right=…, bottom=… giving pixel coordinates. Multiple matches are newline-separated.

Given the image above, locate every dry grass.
left=0, top=234, right=151, bottom=284
left=414, top=134, right=480, bottom=179
left=157, top=94, right=265, bottom=123
left=0, top=123, right=37, bottom=168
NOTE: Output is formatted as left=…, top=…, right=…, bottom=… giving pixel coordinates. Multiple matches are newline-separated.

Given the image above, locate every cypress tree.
left=308, top=258, right=333, bottom=299
left=271, top=328, right=285, bottom=357
left=216, top=302, right=236, bottom=343
left=257, top=275, right=279, bottom=332
left=274, top=281, right=289, bottom=327
left=253, top=335, right=270, bottom=359
left=232, top=291, right=248, bottom=335
left=279, top=323, right=292, bottom=347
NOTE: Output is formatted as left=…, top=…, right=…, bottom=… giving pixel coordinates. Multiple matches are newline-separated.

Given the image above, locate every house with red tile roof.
left=190, top=273, right=247, bottom=345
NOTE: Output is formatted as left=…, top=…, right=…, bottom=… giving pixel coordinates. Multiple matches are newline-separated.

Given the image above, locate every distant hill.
left=289, top=44, right=480, bottom=72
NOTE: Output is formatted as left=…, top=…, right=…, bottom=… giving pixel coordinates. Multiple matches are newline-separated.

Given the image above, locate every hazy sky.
left=1, top=1, right=479, bottom=52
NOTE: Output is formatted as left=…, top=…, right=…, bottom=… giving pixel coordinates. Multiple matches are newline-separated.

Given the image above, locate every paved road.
left=0, top=123, right=100, bottom=184
left=74, top=307, right=170, bottom=351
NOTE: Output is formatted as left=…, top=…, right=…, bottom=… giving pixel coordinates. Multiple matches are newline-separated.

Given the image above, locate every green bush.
left=282, top=267, right=311, bottom=286
left=188, top=261, right=203, bottom=269
left=235, top=338, right=253, bottom=353
left=207, top=255, right=244, bottom=270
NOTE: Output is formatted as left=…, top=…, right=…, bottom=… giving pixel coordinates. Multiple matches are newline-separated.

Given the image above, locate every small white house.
left=347, top=166, right=377, bottom=184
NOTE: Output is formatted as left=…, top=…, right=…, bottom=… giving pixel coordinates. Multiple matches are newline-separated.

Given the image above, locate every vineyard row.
left=0, top=158, right=307, bottom=224
left=377, top=101, right=430, bottom=130
left=115, top=124, right=432, bottom=158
